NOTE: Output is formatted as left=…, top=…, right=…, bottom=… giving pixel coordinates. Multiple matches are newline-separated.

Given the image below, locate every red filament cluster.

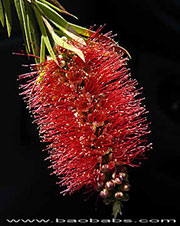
left=19, top=33, right=151, bottom=196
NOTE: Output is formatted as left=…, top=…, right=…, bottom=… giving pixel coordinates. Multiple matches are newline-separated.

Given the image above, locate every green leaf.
left=69, top=23, right=93, bottom=37
left=54, top=23, right=86, bottom=46
left=26, top=2, right=40, bottom=62
left=19, top=0, right=31, bottom=52
left=33, top=5, right=56, bottom=62
left=34, top=0, right=86, bottom=45
left=2, top=0, right=12, bottom=37
left=14, top=0, right=29, bottom=53
left=57, top=25, right=86, bottom=45
left=38, top=0, right=77, bottom=19
left=52, top=30, right=85, bottom=62
left=35, top=0, right=68, bottom=28
left=43, top=17, right=85, bottom=62
left=40, top=35, right=45, bottom=63
left=14, top=1, right=24, bottom=33
left=0, top=0, right=5, bottom=27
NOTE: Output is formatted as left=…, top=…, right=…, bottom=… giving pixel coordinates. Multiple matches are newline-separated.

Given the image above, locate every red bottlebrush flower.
left=19, top=31, right=151, bottom=216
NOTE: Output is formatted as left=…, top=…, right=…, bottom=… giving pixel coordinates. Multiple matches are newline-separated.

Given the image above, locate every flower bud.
left=112, top=172, right=116, bottom=179
left=105, top=181, right=115, bottom=191
left=114, top=191, right=124, bottom=200
left=114, top=177, right=122, bottom=184
left=119, top=172, right=126, bottom=181
left=121, top=183, right=130, bottom=192
left=60, top=60, right=66, bottom=67
left=57, top=54, right=63, bottom=60
left=100, top=189, right=109, bottom=198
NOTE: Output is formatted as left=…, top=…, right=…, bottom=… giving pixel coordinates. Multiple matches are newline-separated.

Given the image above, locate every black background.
left=0, top=0, right=179, bottom=224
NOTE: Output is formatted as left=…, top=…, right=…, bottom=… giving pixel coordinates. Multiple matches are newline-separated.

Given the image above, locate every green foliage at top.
left=0, top=0, right=92, bottom=63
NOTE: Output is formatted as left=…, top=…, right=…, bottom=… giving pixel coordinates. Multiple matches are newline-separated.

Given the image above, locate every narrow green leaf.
left=40, top=35, right=45, bottom=63
left=14, top=1, right=23, bottom=30
left=26, top=2, right=40, bottom=62
left=42, top=0, right=66, bottom=11
left=19, top=0, right=31, bottom=52
left=39, top=0, right=77, bottom=19
left=34, top=0, right=85, bottom=45
left=0, top=0, right=5, bottom=27
left=35, top=0, right=68, bottom=28
left=51, top=30, right=85, bottom=62
left=14, top=0, right=29, bottom=53
left=53, top=23, right=86, bottom=46
left=33, top=5, right=56, bottom=62
left=69, top=23, right=93, bottom=37
left=54, top=28, right=64, bottom=37
left=2, top=0, right=12, bottom=37
left=42, top=17, right=85, bottom=62
left=14, top=0, right=40, bottom=59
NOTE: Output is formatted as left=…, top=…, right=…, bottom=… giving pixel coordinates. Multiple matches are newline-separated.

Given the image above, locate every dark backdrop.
left=0, top=0, right=179, bottom=224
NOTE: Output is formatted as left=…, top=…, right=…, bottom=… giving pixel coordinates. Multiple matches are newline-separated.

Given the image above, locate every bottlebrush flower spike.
left=19, top=31, right=151, bottom=217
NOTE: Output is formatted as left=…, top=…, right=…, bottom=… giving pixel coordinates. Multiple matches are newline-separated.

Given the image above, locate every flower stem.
left=113, top=200, right=122, bottom=218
